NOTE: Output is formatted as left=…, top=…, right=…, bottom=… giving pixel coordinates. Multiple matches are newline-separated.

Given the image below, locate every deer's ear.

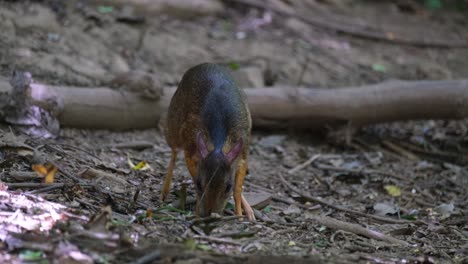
left=196, top=132, right=209, bottom=159
left=226, top=139, right=243, bottom=165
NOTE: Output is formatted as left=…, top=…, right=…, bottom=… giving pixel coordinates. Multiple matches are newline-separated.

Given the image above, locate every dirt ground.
left=0, top=0, right=467, bottom=263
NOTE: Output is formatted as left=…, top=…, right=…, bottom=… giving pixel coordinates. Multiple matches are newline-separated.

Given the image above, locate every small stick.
left=129, top=250, right=161, bottom=264
left=27, top=184, right=65, bottom=194
left=399, top=141, right=467, bottom=162
left=6, top=182, right=65, bottom=188
left=193, top=235, right=243, bottom=246
left=313, top=215, right=410, bottom=246
left=8, top=171, right=42, bottom=181
left=104, top=141, right=154, bottom=150
left=216, top=231, right=257, bottom=239
left=190, top=215, right=243, bottom=225
left=288, top=154, right=321, bottom=174
left=79, top=167, right=128, bottom=185
left=278, top=173, right=422, bottom=225
left=353, top=138, right=405, bottom=162
left=316, top=164, right=408, bottom=181
left=57, top=167, right=87, bottom=184
left=272, top=195, right=321, bottom=210
left=75, top=198, right=99, bottom=211
left=50, top=143, right=102, bottom=161
left=381, top=140, right=420, bottom=161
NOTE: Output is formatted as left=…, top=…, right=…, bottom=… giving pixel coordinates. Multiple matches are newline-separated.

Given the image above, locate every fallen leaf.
left=97, top=6, right=114, bottom=13
left=385, top=32, right=395, bottom=40
left=374, top=202, right=398, bottom=216
left=228, top=62, right=240, bottom=70
left=146, top=209, right=153, bottom=218
left=86, top=206, right=112, bottom=232
left=19, top=250, right=43, bottom=261
left=384, top=185, right=401, bottom=197
left=372, top=63, right=386, bottom=73
left=434, top=202, right=454, bottom=219
left=243, top=191, right=272, bottom=210
left=282, top=205, right=301, bottom=215
left=133, top=160, right=148, bottom=170
left=424, top=0, right=442, bottom=9
left=197, top=244, right=212, bottom=251
left=184, top=238, right=196, bottom=250
left=257, top=135, right=286, bottom=149
left=127, top=155, right=152, bottom=171
left=32, top=163, right=58, bottom=183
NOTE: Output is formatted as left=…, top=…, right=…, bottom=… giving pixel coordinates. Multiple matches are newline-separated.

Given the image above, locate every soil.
left=0, top=1, right=467, bottom=263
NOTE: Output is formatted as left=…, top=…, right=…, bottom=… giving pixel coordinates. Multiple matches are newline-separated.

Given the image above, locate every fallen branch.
left=315, top=164, right=409, bottom=181
left=227, top=0, right=468, bottom=48
left=314, top=215, right=410, bottom=246
left=1, top=74, right=468, bottom=132
left=287, top=154, right=321, bottom=174
left=5, top=182, right=66, bottom=188
left=193, top=235, right=243, bottom=246
left=381, top=140, right=420, bottom=161
left=278, top=173, right=422, bottom=225
left=8, top=171, right=42, bottom=181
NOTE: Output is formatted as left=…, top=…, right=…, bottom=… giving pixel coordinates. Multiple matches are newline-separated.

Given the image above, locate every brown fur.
left=162, top=63, right=252, bottom=218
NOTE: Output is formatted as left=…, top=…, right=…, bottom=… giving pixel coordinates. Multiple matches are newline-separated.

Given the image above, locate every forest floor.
left=0, top=0, right=467, bottom=263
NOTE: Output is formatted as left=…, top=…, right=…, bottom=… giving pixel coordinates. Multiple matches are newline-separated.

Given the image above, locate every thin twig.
left=226, top=0, right=468, bottom=48
left=50, top=143, right=102, bottom=161
left=129, top=250, right=161, bottom=264
left=216, top=231, right=258, bottom=239
left=190, top=215, right=243, bottom=225
left=57, top=166, right=88, bottom=184
left=316, top=164, right=409, bottom=181
left=381, top=140, right=420, bottom=161
left=27, top=184, right=65, bottom=194
left=8, top=171, right=42, bottom=181
left=314, top=215, right=410, bottom=246
left=103, top=141, right=154, bottom=150
left=272, top=195, right=321, bottom=210
left=399, top=141, right=468, bottom=163
left=6, top=182, right=65, bottom=188
left=193, top=235, right=243, bottom=246
left=288, top=154, right=321, bottom=174
left=278, top=173, right=423, bottom=225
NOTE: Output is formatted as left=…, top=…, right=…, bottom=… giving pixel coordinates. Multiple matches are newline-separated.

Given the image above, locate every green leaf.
left=19, top=250, right=43, bottom=261
left=263, top=205, right=271, bottom=213
left=111, top=218, right=131, bottom=226
left=196, top=244, right=212, bottom=251
left=314, top=240, right=327, bottom=248
left=154, top=205, right=187, bottom=214
left=225, top=202, right=234, bottom=210
left=384, top=185, right=401, bottom=197
left=184, top=238, right=197, bottom=250
left=424, top=0, right=442, bottom=9
left=371, top=64, right=386, bottom=73
left=402, top=214, right=418, bottom=221
left=228, top=62, right=240, bottom=71
left=97, top=6, right=114, bottom=13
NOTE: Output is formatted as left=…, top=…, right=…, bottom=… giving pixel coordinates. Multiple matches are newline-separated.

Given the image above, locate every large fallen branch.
left=227, top=0, right=468, bottom=48
left=0, top=73, right=467, bottom=136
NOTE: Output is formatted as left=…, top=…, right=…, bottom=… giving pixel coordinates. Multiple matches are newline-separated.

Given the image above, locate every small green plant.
left=19, top=250, right=48, bottom=263
left=424, top=0, right=442, bottom=9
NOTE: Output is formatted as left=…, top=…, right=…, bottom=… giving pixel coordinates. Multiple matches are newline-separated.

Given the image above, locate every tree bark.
left=1, top=77, right=467, bottom=131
